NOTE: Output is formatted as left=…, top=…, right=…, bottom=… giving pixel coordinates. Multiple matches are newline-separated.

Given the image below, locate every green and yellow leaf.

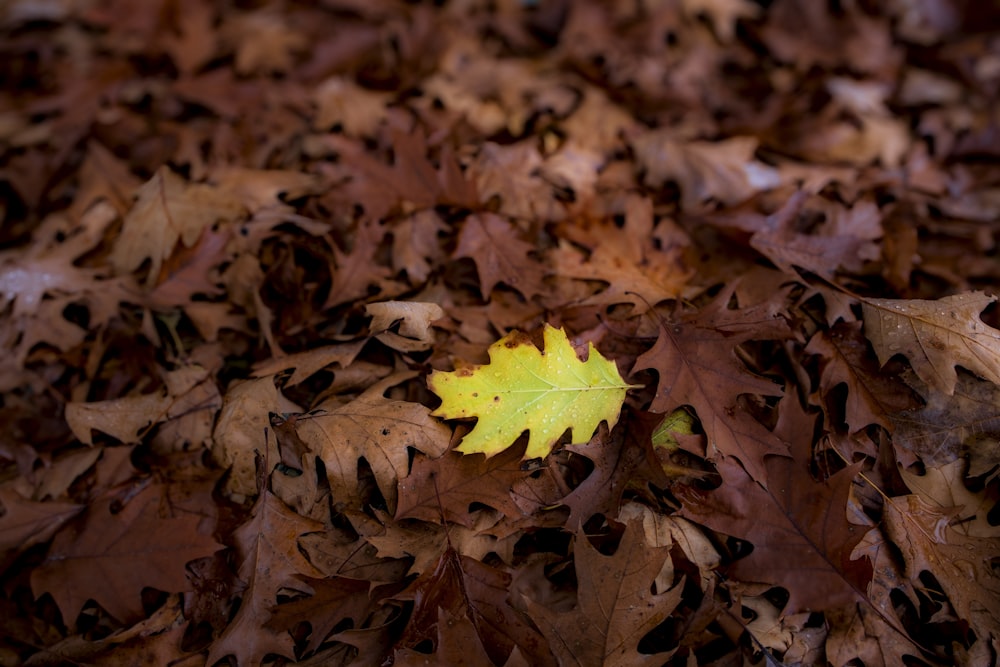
left=429, top=325, right=639, bottom=459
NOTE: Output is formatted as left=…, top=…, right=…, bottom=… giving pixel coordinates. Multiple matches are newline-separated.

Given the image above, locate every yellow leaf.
left=651, top=407, right=697, bottom=451
left=429, top=325, right=639, bottom=459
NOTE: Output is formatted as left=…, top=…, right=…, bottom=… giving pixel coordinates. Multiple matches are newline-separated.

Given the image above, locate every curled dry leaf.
left=365, top=300, right=444, bottom=352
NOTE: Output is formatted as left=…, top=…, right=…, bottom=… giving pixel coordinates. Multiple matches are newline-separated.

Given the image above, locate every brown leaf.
left=0, top=487, right=83, bottom=557
left=890, top=370, right=1000, bottom=468
left=861, top=291, right=1000, bottom=396
left=396, top=440, right=532, bottom=528
left=454, top=213, right=548, bottom=300
left=207, top=488, right=324, bottom=666
left=899, top=459, right=1000, bottom=539
left=31, top=480, right=222, bottom=624
left=882, top=493, right=1000, bottom=647
left=323, top=218, right=401, bottom=309
left=524, top=520, right=684, bottom=666
left=561, top=411, right=671, bottom=528
left=266, top=576, right=373, bottom=654
left=295, top=374, right=451, bottom=510
left=366, top=300, right=444, bottom=352
left=632, top=132, right=781, bottom=210
left=394, top=607, right=528, bottom=667
left=806, top=321, right=920, bottom=434
left=632, top=283, right=792, bottom=481
left=397, top=543, right=556, bottom=667
left=549, top=195, right=691, bottom=312
left=678, top=398, right=871, bottom=614
left=110, top=167, right=244, bottom=285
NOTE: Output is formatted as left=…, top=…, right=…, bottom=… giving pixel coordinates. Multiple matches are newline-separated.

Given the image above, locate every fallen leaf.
left=0, top=487, right=83, bottom=556
left=454, top=213, right=548, bottom=300
left=678, top=397, right=871, bottom=614
left=295, top=373, right=451, bottom=509
left=430, top=325, right=637, bottom=459
left=31, top=480, right=222, bottom=624
left=632, top=132, right=782, bottom=209
left=882, top=493, right=1000, bottom=648
left=632, top=283, right=792, bottom=481
left=524, top=520, right=684, bottom=666
left=366, top=300, right=444, bottom=352
left=396, top=541, right=556, bottom=666
left=861, top=291, right=1000, bottom=396
left=396, top=440, right=532, bottom=528
left=206, top=485, right=324, bottom=667
left=109, top=166, right=244, bottom=286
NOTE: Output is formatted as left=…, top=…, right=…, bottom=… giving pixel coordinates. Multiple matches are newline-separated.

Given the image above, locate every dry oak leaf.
left=429, top=325, right=637, bottom=460
left=678, top=398, right=871, bottom=614
left=861, top=291, right=1000, bottom=396
left=882, top=493, right=1000, bottom=648
left=323, top=218, right=401, bottom=309
left=899, top=459, right=1000, bottom=539
left=805, top=321, right=920, bottom=435
left=470, top=141, right=566, bottom=222
left=891, top=371, right=1000, bottom=469
left=31, top=481, right=222, bottom=624
left=454, top=213, right=548, bottom=300
left=313, top=76, right=390, bottom=137
left=212, top=377, right=302, bottom=497
left=265, top=576, right=373, bottom=654
left=396, top=541, right=556, bottom=667
left=745, top=191, right=881, bottom=279
left=391, top=208, right=450, bottom=285
left=396, top=440, right=533, bottom=528
left=561, top=411, right=672, bottom=529
left=394, top=607, right=531, bottom=667
left=366, top=300, right=444, bottom=353
left=631, top=283, right=792, bottom=482
left=110, top=166, right=243, bottom=286
left=0, top=487, right=83, bottom=556
left=293, top=373, right=451, bottom=511
left=207, top=488, right=324, bottom=667
left=549, top=196, right=691, bottom=312
left=252, top=338, right=366, bottom=387
left=825, top=604, right=924, bottom=667
left=65, top=390, right=173, bottom=446
left=632, top=132, right=781, bottom=210
left=524, top=519, right=684, bottom=667
left=348, top=508, right=502, bottom=578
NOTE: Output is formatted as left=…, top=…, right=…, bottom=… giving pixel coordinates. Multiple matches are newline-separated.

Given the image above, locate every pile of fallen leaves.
left=2, top=0, right=999, bottom=665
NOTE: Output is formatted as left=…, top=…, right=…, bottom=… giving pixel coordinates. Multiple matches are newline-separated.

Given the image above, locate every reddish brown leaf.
left=206, top=489, right=324, bottom=666
left=0, top=488, right=83, bottom=557
left=561, top=411, right=670, bottom=528
left=678, top=398, right=871, bottom=614
left=861, top=291, right=1000, bottom=396
left=454, top=213, right=548, bottom=300
left=524, top=520, right=684, bottom=666
left=266, top=576, right=373, bottom=654
left=632, top=283, right=793, bottom=481
left=31, top=480, right=222, bottom=624
left=396, top=545, right=556, bottom=667
left=805, top=321, right=920, bottom=434
left=396, top=440, right=531, bottom=528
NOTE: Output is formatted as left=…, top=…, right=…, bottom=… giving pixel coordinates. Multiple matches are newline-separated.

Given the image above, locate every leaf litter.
left=1, top=2, right=999, bottom=666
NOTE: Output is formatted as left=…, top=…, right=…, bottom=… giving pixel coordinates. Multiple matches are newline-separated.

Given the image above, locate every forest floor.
left=1, top=1, right=1000, bottom=666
